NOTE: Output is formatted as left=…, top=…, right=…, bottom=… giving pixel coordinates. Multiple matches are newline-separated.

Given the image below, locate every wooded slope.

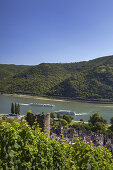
left=1, top=55, right=113, bottom=101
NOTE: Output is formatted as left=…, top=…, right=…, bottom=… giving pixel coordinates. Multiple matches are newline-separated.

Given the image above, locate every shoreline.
left=1, top=93, right=113, bottom=104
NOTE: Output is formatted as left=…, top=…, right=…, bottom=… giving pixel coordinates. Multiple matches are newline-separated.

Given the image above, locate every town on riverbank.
left=1, top=108, right=113, bottom=156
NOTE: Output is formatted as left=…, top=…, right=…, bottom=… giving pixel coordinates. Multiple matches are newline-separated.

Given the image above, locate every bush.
left=72, top=136, right=113, bottom=169
left=0, top=119, right=113, bottom=169
left=50, top=112, right=55, bottom=119
left=89, top=112, right=107, bottom=125
left=59, top=119, right=68, bottom=127
left=72, top=122, right=91, bottom=131
left=63, top=115, right=73, bottom=124
left=57, top=113, right=63, bottom=119
left=91, top=122, right=106, bottom=132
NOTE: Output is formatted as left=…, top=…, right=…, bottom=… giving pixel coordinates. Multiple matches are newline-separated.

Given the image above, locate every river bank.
left=2, top=93, right=113, bottom=104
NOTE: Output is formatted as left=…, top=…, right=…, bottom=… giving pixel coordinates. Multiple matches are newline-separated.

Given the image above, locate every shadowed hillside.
left=1, top=55, right=113, bottom=101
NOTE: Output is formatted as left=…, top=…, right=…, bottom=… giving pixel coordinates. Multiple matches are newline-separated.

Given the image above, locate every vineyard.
left=0, top=118, right=113, bottom=169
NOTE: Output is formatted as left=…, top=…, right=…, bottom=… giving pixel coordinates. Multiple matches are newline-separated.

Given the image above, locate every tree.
left=59, top=119, right=68, bottom=127
left=11, top=102, right=14, bottom=114
left=88, top=113, right=107, bottom=132
left=91, top=122, right=106, bottom=132
left=57, top=113, right=63, bottom=119
left=63, top=115, right=72, bottom=124
left=109, top=117, right=113, bottom=132
left=110, top=117, right=113, bottom=125
left=26, top=110, right=34, bottom=126
left=17, top=103, right=20, bottom=115
left=50, top=112, right=55, bottom=119
left=72, top=122, right=91, bottom=131
left=88, top=112, right=107, bottom=125
left=15, top=103, right=18, bottom=115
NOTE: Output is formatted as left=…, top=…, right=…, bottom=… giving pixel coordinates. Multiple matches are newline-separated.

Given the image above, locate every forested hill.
left=0, top=64, right=31, bottom=80
left=0, top=64, right=31, bottom=73
left=1, top=55, right=113, bottom=101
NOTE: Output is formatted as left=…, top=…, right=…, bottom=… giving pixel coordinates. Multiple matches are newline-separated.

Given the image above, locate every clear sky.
left=0, top=0, right=113, bottom=65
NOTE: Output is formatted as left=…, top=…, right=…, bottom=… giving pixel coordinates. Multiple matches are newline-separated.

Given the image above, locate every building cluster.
left=1, top=112, right=113, bottom=155
left=50, top=126, right=113, bottom=155
left=0, top=113, right=24, bottom=120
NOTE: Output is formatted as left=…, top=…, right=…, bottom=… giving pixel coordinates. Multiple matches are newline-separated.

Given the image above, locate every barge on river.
left=54, top=110, right=76, bottom=116
left=29, top=103, right=55, bottom=107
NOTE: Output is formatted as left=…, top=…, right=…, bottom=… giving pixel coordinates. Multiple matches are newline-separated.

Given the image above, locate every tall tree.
left=26, top=110, right=33, bottom=126
left=15, top=103, right=18, bottom=115
left=11, top=103, right=14, bottom=114
left=17, top=104, right=20, bottom=115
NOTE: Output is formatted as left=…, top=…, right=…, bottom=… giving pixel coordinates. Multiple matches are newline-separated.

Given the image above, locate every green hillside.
left=0, top=68, right=12, bottom=81
left=49, top=65, right=113, bottom=101
left=0, top=64, right=31, bottom=75
left=0, top=63, right=71, bottom=95
left=1, top=55, right=113, bottom=101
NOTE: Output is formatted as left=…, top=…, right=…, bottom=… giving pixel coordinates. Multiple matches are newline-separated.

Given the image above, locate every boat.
left=54, top=110, right=76, bottom=116
left=29, top=103, right=55, bottom=107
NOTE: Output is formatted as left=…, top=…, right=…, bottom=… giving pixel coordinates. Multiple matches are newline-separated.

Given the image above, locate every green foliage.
left=72, top=122, right=90, bottom=131
left=50, top=112, right=55, bottom=119
left=0, top=119, right=113, bottom=169
left=26, top=110, right=34, bottom=126
left=59, top=118, right=68, bottom=127
left=1, top=56, right=113, bottom=101
left=57, top=113, right=63, bottom=119
left=72, top=112, right=108, bottom=132
left=110, top=117, right=113, bottom=125
left=109, top=117, right=113, bottom=132
left=0, top=120, right=53, bottom=169
left=89, top=112, right=107, bottom=125
left=72, top=113, right=107, bottom=132
left=91, top=122, right=106, bottom=133
left=0, top=64, right=30, bottom=75
left=17, top=104, right=20, bottom=115
left=63, top=115, right=73, bottom=124
left=14, top=103, right=20, bottom=115
left=15, top=103, right=17, bottom=115
left=11, top=103, right=20, bottom=115
left=50, top=114, right=72, bottom=128
left=51, top=119, right=59, bottom=127
left=72, top=136, right=113, bottom=169
left=0, top=68, right=12, bottom=81
left=50, top=118, right=68, bottom=128
left=11, top=103, right=15, bottom=114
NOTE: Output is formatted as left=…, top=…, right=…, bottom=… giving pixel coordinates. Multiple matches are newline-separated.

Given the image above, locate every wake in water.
left=19, top=103, right=29, bottom=106
left=76, top=113, right=88, bottom=115
left=99, top=106, right=113, bottom=108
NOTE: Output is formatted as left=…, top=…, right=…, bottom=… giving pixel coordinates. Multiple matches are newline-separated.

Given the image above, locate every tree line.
left=50, top=112, right=113, bottom=134
left=1, top=56, right=113, bottom=101
left=11, top=102, right=20, bottom=115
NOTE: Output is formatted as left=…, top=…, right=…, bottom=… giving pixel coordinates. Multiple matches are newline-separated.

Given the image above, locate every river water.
left=0, top=94, right=113, bottom=123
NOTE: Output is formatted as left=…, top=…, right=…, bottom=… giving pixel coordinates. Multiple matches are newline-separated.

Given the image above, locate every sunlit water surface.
left=0, top=95, right=113, bottom=123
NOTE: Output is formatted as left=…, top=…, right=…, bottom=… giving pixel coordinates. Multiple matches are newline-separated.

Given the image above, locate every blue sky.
left=0, top=0, right=113, bottom=65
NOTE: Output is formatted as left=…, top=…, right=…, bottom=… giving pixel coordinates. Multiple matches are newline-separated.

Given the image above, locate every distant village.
left=1, top=109, right=113, bottom=156
left=50, top=126, right=113, bottom=155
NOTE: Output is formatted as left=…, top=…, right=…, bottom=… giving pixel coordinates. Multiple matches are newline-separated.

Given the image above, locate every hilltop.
left=1, top=55, right=113, bottom=101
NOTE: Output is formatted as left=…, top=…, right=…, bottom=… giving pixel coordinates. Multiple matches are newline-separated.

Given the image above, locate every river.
left=0, top=94, right=113, bottom=123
